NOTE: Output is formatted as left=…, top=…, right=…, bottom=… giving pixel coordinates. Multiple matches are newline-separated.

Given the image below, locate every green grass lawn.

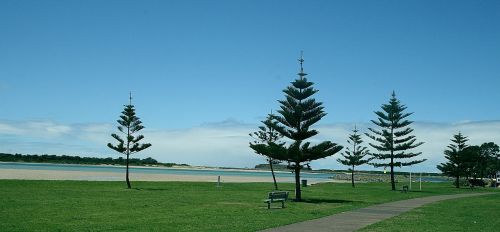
left=0, top=180, right=495, bottom=231
left=360, top=192, right=500, bottom=232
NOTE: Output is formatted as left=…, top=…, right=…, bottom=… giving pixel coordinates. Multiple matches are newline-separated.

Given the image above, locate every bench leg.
left=268, top=202, right=270, bottom=209
left=281, top=201, right=285, bottom=208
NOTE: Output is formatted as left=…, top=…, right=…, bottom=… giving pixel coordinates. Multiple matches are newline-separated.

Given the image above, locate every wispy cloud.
left=0, top=120, right=72, bottom=138
left=0, top=119, right=499, bottom=172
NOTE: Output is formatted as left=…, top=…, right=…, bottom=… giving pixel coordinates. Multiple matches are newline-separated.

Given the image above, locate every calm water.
left=0, top=162, right=335, bottom=180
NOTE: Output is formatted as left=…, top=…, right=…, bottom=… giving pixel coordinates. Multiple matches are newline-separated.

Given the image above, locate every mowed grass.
left=0, top=180, right=495, bottom=231
left=360, top=192, right=500, bottom=232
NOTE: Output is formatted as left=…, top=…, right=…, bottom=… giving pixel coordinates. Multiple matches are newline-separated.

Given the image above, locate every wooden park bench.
left=264, top=191, right=289, bottom=209
left=401, top=185, right=409, bottom=193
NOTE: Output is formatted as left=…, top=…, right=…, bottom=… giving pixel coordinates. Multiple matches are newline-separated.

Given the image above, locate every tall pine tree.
left=108, top=93, right=152, bottom=189
left=366, top=92, right=426, bottom=191
left=249, top=112, right=283, bottom=190
left=251, top=53, right=343, bottom=201
left=437, top=132, right=469, bottom=188
left=337, top=126, right=370, bottom=187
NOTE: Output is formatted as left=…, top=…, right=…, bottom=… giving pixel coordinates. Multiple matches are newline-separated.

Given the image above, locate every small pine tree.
left=366, top=92, right=426, bottom=191
left=249, top=113, right=283, bottom=190
left=108, top=93, right=152, bottom=189
left=437, top=132, right=469, bottom=188
left=337, top=126, right=371, bottom=187
left=251, top=53, right=343, bottom=201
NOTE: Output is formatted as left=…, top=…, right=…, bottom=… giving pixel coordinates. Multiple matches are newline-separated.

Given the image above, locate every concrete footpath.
left=261, top=192, right=495, bottom=232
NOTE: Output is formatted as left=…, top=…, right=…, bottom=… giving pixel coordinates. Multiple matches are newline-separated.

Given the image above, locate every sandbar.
left=0, top=168, right=341, bottom=184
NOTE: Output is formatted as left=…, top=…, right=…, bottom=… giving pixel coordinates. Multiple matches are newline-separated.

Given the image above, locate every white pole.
left=496, top=172, right=499, bottom=187
left=409, top=172, right=412, bottom=190
left=420, top=172, right=422, bottom=191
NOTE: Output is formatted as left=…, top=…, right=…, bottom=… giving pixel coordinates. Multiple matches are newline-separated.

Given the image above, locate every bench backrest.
left=268, top=191, right=289, bottom=200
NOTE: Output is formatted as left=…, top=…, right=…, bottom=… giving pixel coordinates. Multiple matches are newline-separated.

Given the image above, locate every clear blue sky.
left=1, top=0, right=499, bottom=127
left=1, top=1, right=499, bottom=170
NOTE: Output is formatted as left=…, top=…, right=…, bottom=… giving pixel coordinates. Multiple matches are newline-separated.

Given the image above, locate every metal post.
left=217, top=175, right=221, bottom=187
left=409, top=172, right=412, bottom=190
left=419, top=172, right=422, bottom=191
left=496, top=171, right=499, bottom=188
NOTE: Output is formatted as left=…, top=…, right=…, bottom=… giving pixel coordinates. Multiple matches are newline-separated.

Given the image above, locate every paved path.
left=261, top=192, right=495, bottom=232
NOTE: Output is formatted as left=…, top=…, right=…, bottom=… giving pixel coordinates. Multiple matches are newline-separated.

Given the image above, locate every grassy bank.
left=360, top=193, right=500, bottom=232
left=331, top=171, right=451, bottom=183
left=0, top=180, right=494, bottom=231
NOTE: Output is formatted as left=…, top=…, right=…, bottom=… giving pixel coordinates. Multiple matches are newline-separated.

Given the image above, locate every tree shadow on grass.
left=301, top=198, right=358, bottom=204
left=134, top=187, right=170, bottom=191
left=408, top=190, right=436, bottom=194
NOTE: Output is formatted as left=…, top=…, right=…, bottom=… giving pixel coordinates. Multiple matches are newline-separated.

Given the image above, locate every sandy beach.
left=0, top=168, right=342, bottom=184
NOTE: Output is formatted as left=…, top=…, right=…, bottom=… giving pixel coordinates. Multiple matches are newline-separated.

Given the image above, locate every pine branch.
left=394, top=119, right=412, bottom=128
left=131, top=143, right=152, bottom=153
left=291, top=78, right=313, bottom=89
left=301, top=115, right=323, bottom=130
left=369, top=162, right=392, bottom=168
left=368, top=143, right=390, bottom=151
left=400, top=159, right=427, bottom=166
left=394, top=151, right=423, bottom=159
left=107, top=142, right=126, bottom=153
left=374, top=111, right=389, bottom=121
left=302, top=141, right=343, bottom=162
left=393, top=128, right=413, bottom=137
left=367, top=128, right=382, bottom=136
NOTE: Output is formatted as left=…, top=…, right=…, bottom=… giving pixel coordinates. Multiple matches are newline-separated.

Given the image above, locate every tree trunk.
left=351, top=165, right=355, bottom=188
left=126, top=124, right=131, bottom=189
left=126, top=153, right=131, bottom=189
left=390, top=165, right=395, bottom=190
left=390, top=127, right=395, bottom=191
left=456, top=175, right=460, bottom=188
left=269, top=159, right=278, bottom=190
left=294, top=164, right=301, bottom=201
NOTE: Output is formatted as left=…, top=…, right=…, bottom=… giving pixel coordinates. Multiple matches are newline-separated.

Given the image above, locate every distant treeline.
left=255, top=163, right=289, bottom=171
left=0, top=153, right=189, bottom=167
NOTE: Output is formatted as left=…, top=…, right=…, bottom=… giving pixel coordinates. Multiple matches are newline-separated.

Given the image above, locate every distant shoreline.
left=0, top=161, right=283, bottom=173
left=0, top=161, right=329, bottom=174
left=0, top=162, right=339, bottom=184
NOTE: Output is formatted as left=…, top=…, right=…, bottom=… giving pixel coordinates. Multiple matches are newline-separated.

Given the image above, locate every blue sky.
left=1, top=0, right=499, bottom=171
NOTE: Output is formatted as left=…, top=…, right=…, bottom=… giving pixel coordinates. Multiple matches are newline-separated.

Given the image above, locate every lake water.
left=0, top=162, right=335, bottom=180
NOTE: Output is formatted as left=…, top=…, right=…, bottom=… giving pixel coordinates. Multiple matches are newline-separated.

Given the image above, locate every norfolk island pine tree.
left=437, top=132, right=469, bottom=188
left=107, top=93, right=152, bottom=189
left=251, top=53, right=343, bottom=201
left=249, top=112, right=284, bottom=190
left=366, top=92, right=426, bottom=191
left=337, top=126, right=371, bottom=188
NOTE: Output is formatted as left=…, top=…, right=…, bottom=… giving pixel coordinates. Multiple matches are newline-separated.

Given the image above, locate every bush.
left=453, top=179, right=469, bottom=187
left=468, top=179, right=487, bottom=187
